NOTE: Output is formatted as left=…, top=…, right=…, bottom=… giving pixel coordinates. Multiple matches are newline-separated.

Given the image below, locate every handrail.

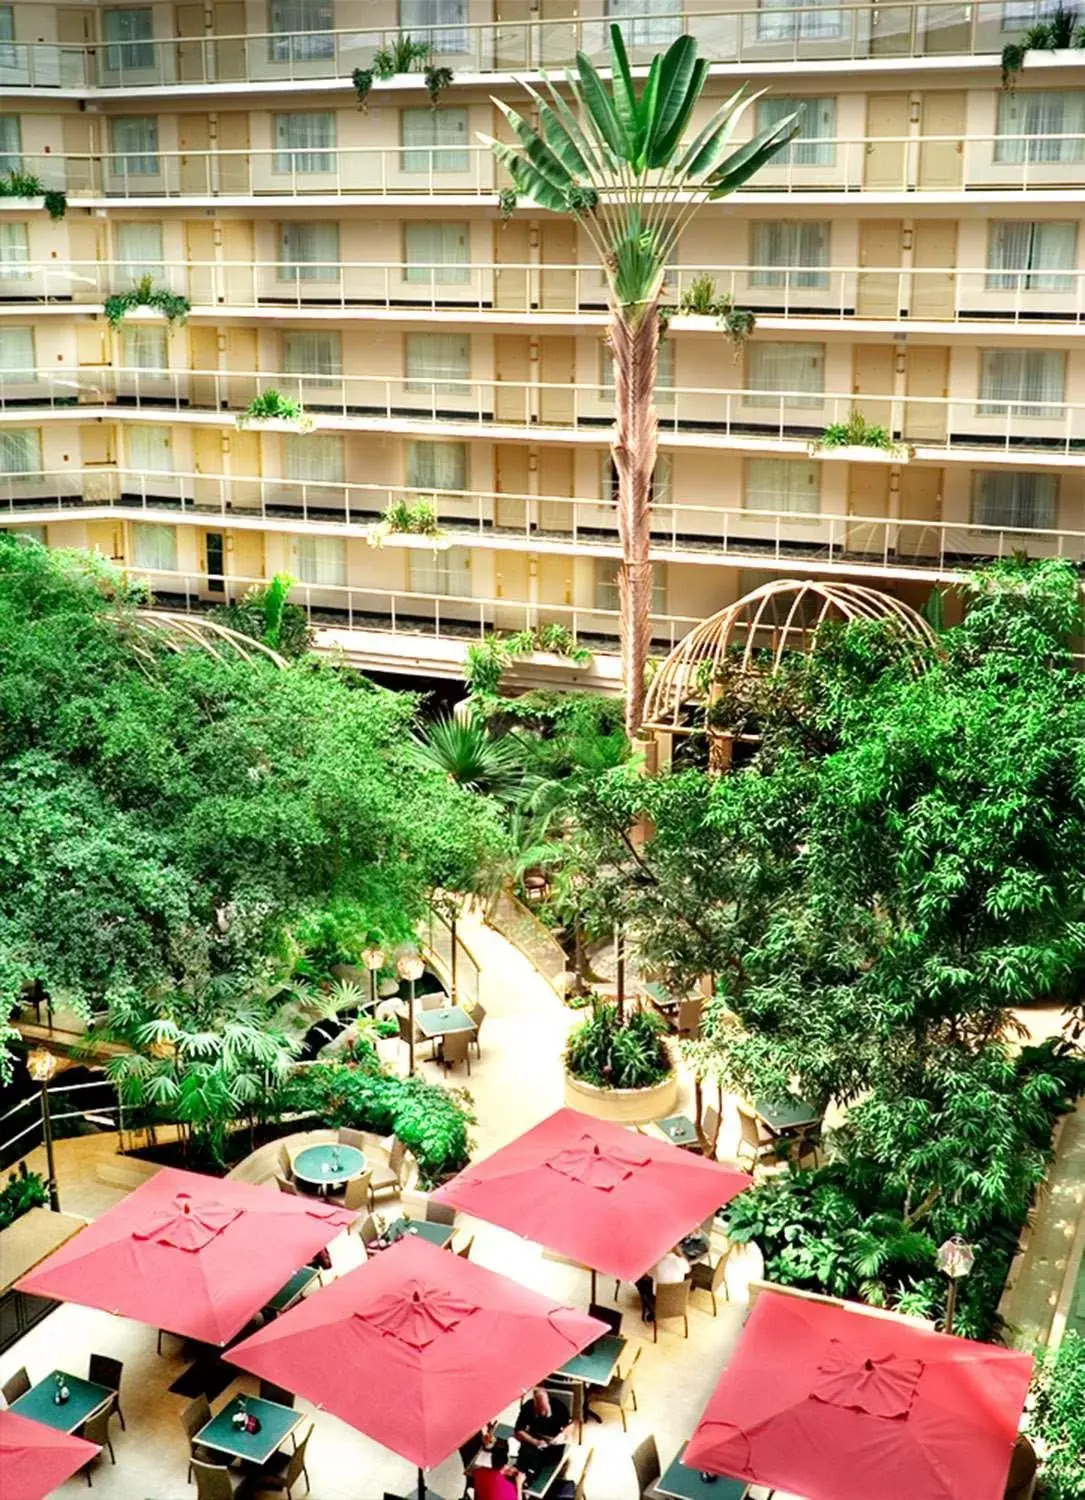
left=6, top=258, right=1085, bottom=327
left=0, top=2, right=1059, bottom=89
left=1, top=365, right=1081, bottom=455
left=2, top=469, right=1081, bottom=572
left=485, top=889, right=568, bottom=998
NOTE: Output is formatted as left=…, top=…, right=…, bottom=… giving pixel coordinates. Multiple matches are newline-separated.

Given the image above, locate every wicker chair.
left=699, top=1104, right=721, bottom=1158
left=78, top=1406, right=116, bottom=1483
left=631, top=1434, right=662, bottom=1499
left=191, top=1461, right=235, bottom=1500
left=690, top=1250, right=731, bottom=1315
left=342, top=1170, right=373, bottom=1213
left=88, top=1353, right=125, bottom=1432
left=369, top=1137, right=408, bottom=1203
left=652, top=1280, right=690, bottom=1341
left=735, top=1104, right=777, bottom=1172
left=2, top=1366, right=30, bottom=1405
left=180, top=1395, right=214, bottom=1482
left=439, top=1028, right=472, bottom=1075
left=467, top=1002, right=486, bottom=1057
left=588, top=1345, right=641, bottom=1431
left=246, top=1423, right=313, bottom=1497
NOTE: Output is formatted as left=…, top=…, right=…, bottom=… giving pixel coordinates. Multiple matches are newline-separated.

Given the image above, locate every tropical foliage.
left=0, top=170, right=66, bottom=218
left=1002, top=4, right=1084, bottom=87
left=410, top=712, right=525, bottom=803
left=103, top=275, right=190, bottom=329
left=565, top=999, right=671, bottom=1089
left=237, top=390, right=310, bottom=427
left=209, top=575, right=314, bottom=660
left=0, top=1166, right=49, bottom=1230
left=1026, top=1331, right=1085, bottom=1500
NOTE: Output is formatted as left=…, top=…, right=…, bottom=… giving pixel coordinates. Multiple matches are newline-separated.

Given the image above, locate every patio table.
left=263, top=1266, right=318, bottom=1316
left=385, top=1217, right=456, bottom=1248
left=656, top=1442, right=749, bottom=1500
left=10, top=1371, right=113, bottom=1435
left=754, top=1096, right=820, bottom=1134
left=494, top=1423, right=568, bottom=1499
left=415, top=1006, right=475, bottom=1040
left=195, top=1393, right=303, bottom=1466
left=292, top=1143, right=366, bottom=1192
left=650, top=1114, right=700, bottom=1148
left=555, top=1332, right=625, bottom=1387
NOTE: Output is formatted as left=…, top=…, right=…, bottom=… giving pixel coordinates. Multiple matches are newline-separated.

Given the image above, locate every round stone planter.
left=563, top=1069, right=678, bottom=1125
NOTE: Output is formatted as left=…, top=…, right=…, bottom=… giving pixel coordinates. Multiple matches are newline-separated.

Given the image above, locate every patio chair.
left=274, top=1175, right=297, bottom=1196
left=439, top=1028, right=472, bottom=1076
left=337, top=1126, right=366, bottom=1151
left=699, top=1104, right=721, bottom=1158
left=675, top=997, right=703, bottom=1039
left=652, top=1280, right=690, bottom=1341
left=421, top=991, right=447, bottom=1012
left=88, top=1353, right=126, bottom=1431
left=735, top=1104, right=777, bottom=1172
left=247, top=1422, right=312, bottom=1497
left=467, top=1002, right=486, bottom=1057
left=1004, top=1434, right=1038, bottom=1500
left=588, top=1302, right=623, bottom=1335
left=191, top=1461, right=236, bottom=1500
left=342, top=1170, right=373, bottom=1213
left=455, top=1234, right=475, bottom=1259
left=2, top=1366, right=30, bottom=1404
left=690, top=1249, right=732, bottom=1316
left=78, top=1406, right=116, bottom=1482
left=351, top=1213, right=381, bottom=1249
left=631, top=1434, right=662, bottom=1499
left=426, top=1198, right=456, bottom=1226
left=555, top=1446, right=593, bottom=1500
left=181, top=1394, right=214, bottom=1482
left=258, top=1380, right=295, bottom=1409
left=369, top=1137, right=408, bottom=1204
left=277, top=1144, right=293, bottom=1181
left=588, top=1344, right=641, bottom=1431
left=544, top=1376, right=584, bottom=1443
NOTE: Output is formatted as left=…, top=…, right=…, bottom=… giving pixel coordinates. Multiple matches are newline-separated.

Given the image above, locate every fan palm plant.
left=410, top=711, right=525, bottom=802
left=483, top=25, right=800, bottom=732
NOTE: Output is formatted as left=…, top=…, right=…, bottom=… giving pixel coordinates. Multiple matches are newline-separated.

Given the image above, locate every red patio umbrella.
left=433, top=1107, right=751, bottom=1283
left=684, top=1288, right=1034, bottom=1500
left=227, top=1234, right=606, bottom=1496
left=0, top=1410, right=100, bottom=1500
left=16, top=1166, right=354, bottom=1346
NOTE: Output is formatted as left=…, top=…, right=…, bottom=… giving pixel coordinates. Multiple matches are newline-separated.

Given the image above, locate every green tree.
left=486, top=25, right=798, bottom=731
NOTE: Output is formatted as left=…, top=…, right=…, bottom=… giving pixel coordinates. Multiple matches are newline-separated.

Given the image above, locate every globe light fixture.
left=396, top=951, right=426, bottom=1076
left=27, top=1048, right=61, bottom=1211
left=362, top=945, right=386, bottom=1013
left=936, top=1235, right=975, bottom=1334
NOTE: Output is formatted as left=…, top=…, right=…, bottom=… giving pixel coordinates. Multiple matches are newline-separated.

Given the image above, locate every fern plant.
left=1001, top=4, right=1084, bottom=87
left=236, top=389, right=311, bottom=428
left=0, top=171, right=67, bottom=219
left=351, top=37, right=454, bottom=107
left=565, top=1000, right=672, bottom=1090
left=104, top=275, right=191, bottom=329
left=666, top=273, right=758, bottom=355
left=816, top=409, right=903, bottom=454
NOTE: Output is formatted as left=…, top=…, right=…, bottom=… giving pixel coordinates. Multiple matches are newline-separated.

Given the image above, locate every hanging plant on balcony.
left=1001, top=4, right=1085, bottom=88
left=658, top=274, right=757, bottom=359
left=366, top=498, right=449, bottom=548
left=0, top=171, right=67, bottom=220
left=424, top=65, right=455, bottom=108
left=104, top=275, right=191, bottom=330
left=814, top=409, right=910, bottom=461
left=236, top=389, right=314, bottom=431
left=350, top=35, right=454, bottom=110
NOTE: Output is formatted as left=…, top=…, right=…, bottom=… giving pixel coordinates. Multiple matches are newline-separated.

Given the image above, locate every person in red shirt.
left=471, top=1439, right=523, bottom=1499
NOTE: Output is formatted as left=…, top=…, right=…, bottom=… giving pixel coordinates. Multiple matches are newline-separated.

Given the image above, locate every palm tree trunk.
left=609, top=301, right=660, bottom=736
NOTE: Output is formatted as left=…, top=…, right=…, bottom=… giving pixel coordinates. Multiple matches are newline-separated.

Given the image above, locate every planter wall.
left=563, top=1069, right=678, bottom=1125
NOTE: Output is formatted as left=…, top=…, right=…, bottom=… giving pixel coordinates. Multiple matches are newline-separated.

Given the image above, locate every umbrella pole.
left=590, top=1268, right=597, bottom=1303
left=417, top=1465, right=426, bottom=1500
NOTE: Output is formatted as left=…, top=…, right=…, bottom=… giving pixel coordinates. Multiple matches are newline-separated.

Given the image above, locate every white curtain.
left=0, top=222, right=29, bottom=280
left=757, top=0, right=843, bottom=41
left=269, top=0, right=334, bottom=62
left=757, top=96, right=836, bottom=166
left=600, top=340, right=674, bottom=405
left=132, top=522, right=177, bottom=570
left=972, top=471, right=1057, bottom=528
left=283, top=331, right=342, bottom=376
left=605, top=0, right=682, bottom=47
left=986, top=221, right=1076, bottom=291
left=407, top=440, right=467, bottom=491
left=745, top=457, right=821, bottom=514
left=274, top=112, right=335, bottom=174
left=294, top=535, right=346, bottom=585
left=121, top=324, right=168, bottom=370
left=401, top=108, right=469, bottom=174
left=409, top=544, right=472, bottom=597
left=747, top=342, right=825, bottom=407
left=996, top=91, right=1085, bottom=165
left=0, top=427, right=41, bottom=474
left=750, top=221, right=830, bottom=289
left=285, top=433, right=343, bottom=482
left=0, top=327, right=33, bottom=375
left=103, top=8, right=154, bottom=71
left=115, top=221, right=164, bottom=281
left=405, top=333, right=469, bottom=393
left=404, top=222, right=470, bottom=285
left=128, top=425, right=172, bottom=473
left=0, top=114, right=20, bottom=173
left=110, top=116, right=159, bottom=176
left=278, top=223, right=340, bottom=283
left=401, top=0, right=468, bottom=53
left=978, top=350, right=1064, bottom=419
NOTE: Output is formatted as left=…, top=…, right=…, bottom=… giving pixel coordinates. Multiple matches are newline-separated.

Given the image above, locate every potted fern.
left=813, top=409, right=910, bottom=463
left=0, top=170, right=67, bottom=220
left=366, top=498, right=449, bottom=549
left=236, top=389, right=314, bottom=432
left=564, top=999, right=678, bottom=1123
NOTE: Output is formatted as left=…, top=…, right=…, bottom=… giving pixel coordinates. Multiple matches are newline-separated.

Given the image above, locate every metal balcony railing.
left=2, top=365, right=1082, bottom=459
left=0, top=3, right=1064, bottom=91
left=10, top=130, right=1085, bottom=201
left=2, top=468, right=1082, bottom=573
left=6, top=258, right=1085, bottom=327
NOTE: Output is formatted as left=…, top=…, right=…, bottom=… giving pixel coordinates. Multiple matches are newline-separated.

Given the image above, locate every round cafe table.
left=291, top=1143, right=367, bottom=1195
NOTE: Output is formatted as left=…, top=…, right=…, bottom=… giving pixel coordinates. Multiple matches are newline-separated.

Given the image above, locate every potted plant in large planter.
left=236, top=389, right=314, bottom=433
left=564, top=998, right=678, bottom=1123
left=366, top=497, right=450, bottom=550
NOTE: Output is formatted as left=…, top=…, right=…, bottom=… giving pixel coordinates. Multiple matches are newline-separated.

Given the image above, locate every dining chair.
left=467, top=1002, right=486, bottom=1057
left=587, top=1302, right=622, bottom=1335
left=690, top=1249, right=732, bottom=1316
left=337, top=1126, right=366, bottom=1151
left=78, top=1406, right=116, bottom=1483
left=561, top=1445, right=593, bottom=1500
left=88, top=1353, right=125, bottom=1431
left=180, top=1394, right=213, bottom=1482
left=2, top=1366, right=30, bottom=1404
left=699, top=1104, right=721, bottom=1158
left=274, top=1174, right=298, bottom=1196
left=277, top=1144, right=293, bottom=1181
left=544, top=1376, right=584, bottom=1443
left=369, top=1137, right=408, bottom=1204
left=421, top=991, right=446, bottom=1012
left=735, top=1104, right=777, bottom=1172
left=248, top=1422, right=313, bottom=1497
left=589, top=1344, right=641, bottom=1430
left=352, top=1212, right=381, bottom=1249
left=191, top=1460, right=236, bottom=1500
left=425, top=1198, right=456, bottom=1226
left=652, top=1280, right=690, bottom=1341
left=258, top=1380, right=294, bottom=1409
left=631, top=1434, right=661, bottom=1499
left=439, top=1028, right=472, bottom=1076
left=675, top=997, right=703, bottom=1038
left=343, top=1170, right=372, bottom=1213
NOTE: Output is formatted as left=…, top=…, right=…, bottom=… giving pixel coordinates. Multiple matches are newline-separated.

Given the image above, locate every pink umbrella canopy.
left=0, top=1410, right=100, bottom=1500
left=227, top=1234, right=607, bottom=1471
left=685, top=1288, right=1035, bottom=1500
left=433, top=1107, right=751, bottom=1282
left=16, top=1167, right=355, bottom=1346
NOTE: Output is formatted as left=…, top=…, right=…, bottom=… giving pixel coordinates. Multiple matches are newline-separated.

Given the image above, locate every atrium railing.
left=3, top=366, right=1083, bottom=458
left=2, top=469, right=1081, bottom=571
left=7, top=258, right=1085, bottom=326
left=11, top=131, right=1085, bottom=200
left=0, top=3, right=1049, bottom=90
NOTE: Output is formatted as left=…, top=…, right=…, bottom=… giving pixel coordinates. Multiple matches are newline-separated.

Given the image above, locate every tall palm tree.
left=483, top=26, right=799, bottom=733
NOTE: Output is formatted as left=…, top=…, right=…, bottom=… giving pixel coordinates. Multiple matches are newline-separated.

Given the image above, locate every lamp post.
left=27, top=1048, right=60, bottom=1212
left=396, top=951, right=425, bottom=1077
left=362, top=944, right=385, bottom=1014
left=936, top=1234, right=975, bottom=1335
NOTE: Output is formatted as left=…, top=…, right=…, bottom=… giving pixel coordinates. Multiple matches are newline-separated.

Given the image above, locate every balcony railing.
left=0, top=3, right=1057, bottom=91
left=3, top=365, right=1083, bottom=459
left=2, top=468, right=1082, bottom=573
left=6, top=258, right=1085, bottom=328
left=11, top=131, right=1085, bottom=201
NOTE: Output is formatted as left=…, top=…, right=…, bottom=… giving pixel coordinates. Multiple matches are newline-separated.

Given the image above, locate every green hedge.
left=0, top=1166, right=48, bottom=1230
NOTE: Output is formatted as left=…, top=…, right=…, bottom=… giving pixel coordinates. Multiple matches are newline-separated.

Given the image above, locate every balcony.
left=0, top=3, right=1055, bottom=93
left=3, top=365, right=1084, bottom=465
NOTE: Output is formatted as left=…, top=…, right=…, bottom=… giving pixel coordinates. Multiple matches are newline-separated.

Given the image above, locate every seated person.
left=472, top=1439, right=523, bottom=1499
left=514, top=1386, right=571, bottom=1477
left=634, top=1244, right=690, bottom=1322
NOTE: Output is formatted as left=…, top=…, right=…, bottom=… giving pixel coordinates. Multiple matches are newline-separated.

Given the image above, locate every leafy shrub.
left=464, top=629, right=591, bottom=697
left=383, top=499, right=442, bottom=536
left=373, top=35, right=430, bottom=77
left=0, top=171, right=67, bottom=219
left=104, top=275, right=190, bottom=329
left=666, top=274, right=756, bottom=353
left=1027, top=1331, right=1085, bottom=1500
left=0, top=1166, right=48, bottom=1229
left=565, top=1000, right=672, bottom=1089
left=210, top=575, right=314, bottom=660
left=425, top=65, right=454, bottom=105
left=817, top=409, right=897, bottom=452
left=238, top=390, right=308, bottom=427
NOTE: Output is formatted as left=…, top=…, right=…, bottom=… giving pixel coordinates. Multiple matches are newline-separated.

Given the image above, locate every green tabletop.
left=556, top=1332, right=625, bottom=1387
left=264, top=1266, right=318, bottom=1314
left=754, top=1096, right=820, bottom=1133
left=11, top=1371, right=113, bottom=1435
left=196, top=1394, right=302, bottom=1465
left=495, top=1423, right=568, bottom=1499
left=386, top=1217, right=455, bottom=1248
left=657, top=1114, right=699, bottom=1147
left=415, top=1005, right=475, bottom=1039
left=292, top=1142, right=366, bottom=1186
left=656, top=1444, right=749, bottom=1500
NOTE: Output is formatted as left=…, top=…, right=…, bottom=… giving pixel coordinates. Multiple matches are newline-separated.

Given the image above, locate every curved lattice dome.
left=643, top=579, right=936, bottom=735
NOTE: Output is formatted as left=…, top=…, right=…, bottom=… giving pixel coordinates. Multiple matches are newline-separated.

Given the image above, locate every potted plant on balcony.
left=351, top=34, right=455, bottom=111
left=564, top=998, right=678, bottom=1123
left=813, top=409, right=910, bottom=463
left=1002, top=5, right=1085, bottom=89
left=366, top=498, right=450, bottom=549
left=236, top=389, right=314, bottom=432
left=0, top=170, right=67, bottom=220
left=103, top=275, right=191, bottom=330
left=660, top=273, right=757, bottom=357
